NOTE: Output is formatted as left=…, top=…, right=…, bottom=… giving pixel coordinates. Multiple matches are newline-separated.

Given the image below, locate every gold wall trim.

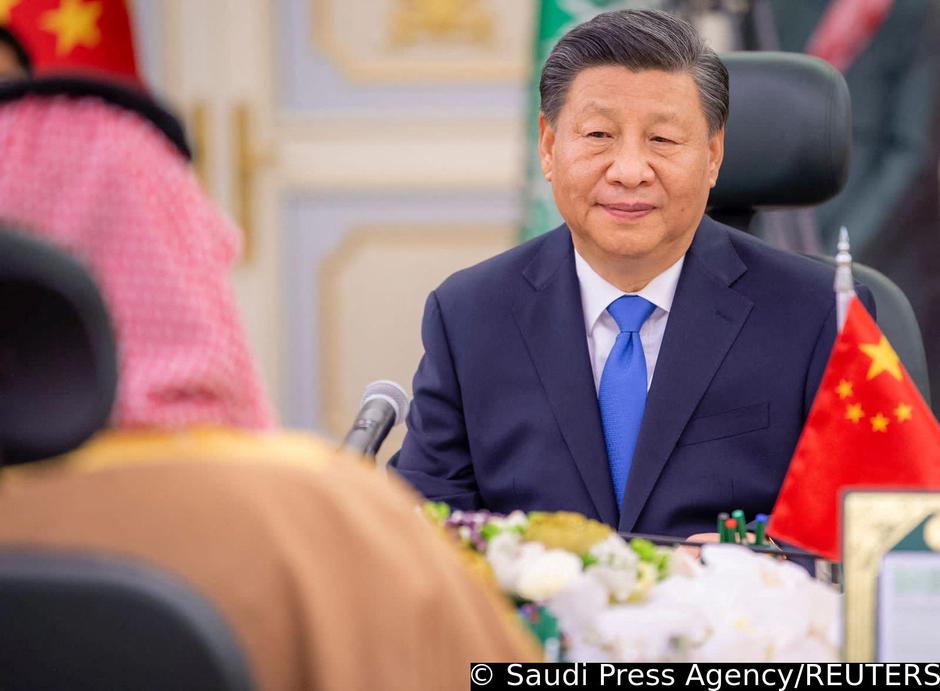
left=309, top=0, right=533, bottom=83
left=189, top=101, right=211, bottom=190
left=274, top=116, right=525, bottom=191
left=318, top=223, right=514, bottom=437
left=233, top=103, right=277, bottom=264
left=277, top=114, right=521, bottom=137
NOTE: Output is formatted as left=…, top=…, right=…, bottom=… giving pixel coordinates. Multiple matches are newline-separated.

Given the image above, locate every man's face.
left=538, top=66, right=724, bottom=282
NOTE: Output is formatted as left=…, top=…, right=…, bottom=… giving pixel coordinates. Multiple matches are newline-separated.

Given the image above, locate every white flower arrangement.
left=425, top=504, right=839, bottom=662
left=552, top=545, right=839, bottom=662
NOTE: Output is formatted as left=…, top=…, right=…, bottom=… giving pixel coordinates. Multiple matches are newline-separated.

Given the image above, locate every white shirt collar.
left=574, top=249, right=685, bottom=334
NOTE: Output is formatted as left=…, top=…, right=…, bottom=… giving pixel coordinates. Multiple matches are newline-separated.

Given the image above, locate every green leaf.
left=422, top=502, right=451, bottom=524
left=481, top=523, right=502, bottom=542
left=630, top=538, right=656, bottom=561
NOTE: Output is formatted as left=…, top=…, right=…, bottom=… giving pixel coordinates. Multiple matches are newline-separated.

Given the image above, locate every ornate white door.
left=131, top=0, right=534, bottom=461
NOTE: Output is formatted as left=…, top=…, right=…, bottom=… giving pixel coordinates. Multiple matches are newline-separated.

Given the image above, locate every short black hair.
left=539, top=10, right=729, bottom=134
left=0, top=26, right=32, bottom=75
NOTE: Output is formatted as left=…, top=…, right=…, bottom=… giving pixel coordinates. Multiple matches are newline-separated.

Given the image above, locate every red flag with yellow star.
left=2, top=0, right=137, bottom=81
left=769, top=298, right=940, bottom=561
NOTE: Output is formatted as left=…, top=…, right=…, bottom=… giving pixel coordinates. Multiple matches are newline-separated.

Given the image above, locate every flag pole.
left=834, top=227, right=855, bottom=331
left=822, top=226, right=855, bottom=584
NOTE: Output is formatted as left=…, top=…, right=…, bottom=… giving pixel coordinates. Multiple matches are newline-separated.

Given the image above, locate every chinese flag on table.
left=2, top=0, right=138, bottom=81
left=769, top=298, right=940, bottom=561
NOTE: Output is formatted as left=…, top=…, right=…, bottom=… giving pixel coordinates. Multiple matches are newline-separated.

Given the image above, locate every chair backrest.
left=0, top=549, right=253, bottom=691
left=0, top=227, right=117, bottom=465
left=709, top=51, right=852, bottom=224
left=708, top=52, right=931, bottom=405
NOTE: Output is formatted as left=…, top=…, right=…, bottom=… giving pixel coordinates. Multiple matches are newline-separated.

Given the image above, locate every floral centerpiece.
left=424, top=504, right=839, bottom=662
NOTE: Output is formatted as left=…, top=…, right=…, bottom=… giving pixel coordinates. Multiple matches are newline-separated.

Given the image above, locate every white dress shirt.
left=574, top=250, right=685, bottom=392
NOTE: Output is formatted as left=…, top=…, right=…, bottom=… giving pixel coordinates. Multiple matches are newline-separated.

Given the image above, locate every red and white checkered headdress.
left=0, top=93, right=274, bottom=430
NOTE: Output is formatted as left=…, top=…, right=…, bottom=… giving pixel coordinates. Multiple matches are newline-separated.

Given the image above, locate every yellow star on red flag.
left=4, top=0, right=139, bottom=79
left=769, top=298, right=940, bottom=562
left=40, top=0, right=102, bottom=56
left=870, top=412, right=890, bottom=433
left=859, top=336, right=902, bottom=382
left=836, top=379, right=853, bottom=399
left=845, top=403, right=864, bottom=424
left=0, top=0, right=21, bottom=24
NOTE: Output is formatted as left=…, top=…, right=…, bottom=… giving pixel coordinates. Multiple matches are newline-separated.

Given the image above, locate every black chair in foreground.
left=709, top=52, right=931, bottom=406
left=0, top=550, right=253, bottom=691
left=0, top=228, right=253, bottom=691
left=0, top=226, right=116, bottom=466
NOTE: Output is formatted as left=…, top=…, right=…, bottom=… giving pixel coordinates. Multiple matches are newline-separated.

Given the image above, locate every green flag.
left=521, top=0, right=665, bottom=242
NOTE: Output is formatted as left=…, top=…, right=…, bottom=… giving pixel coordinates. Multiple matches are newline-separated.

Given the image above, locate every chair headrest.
left=0, top=76, right=191, bottom=160
left=708, top=52, right=851, bottom=211
left=0, top=228, right=117, bottom=466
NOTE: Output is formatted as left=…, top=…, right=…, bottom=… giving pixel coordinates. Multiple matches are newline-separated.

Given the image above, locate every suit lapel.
left=512, top=227, right=619, bottom=526
left=618, top=218, right=753, bottom=532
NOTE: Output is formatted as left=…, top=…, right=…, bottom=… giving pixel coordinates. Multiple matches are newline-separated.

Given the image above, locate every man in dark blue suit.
left=389, top=10, right=874, bottom=538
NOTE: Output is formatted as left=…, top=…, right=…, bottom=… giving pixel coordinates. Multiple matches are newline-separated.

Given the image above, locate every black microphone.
left=341, top=380, right=410, bottom=457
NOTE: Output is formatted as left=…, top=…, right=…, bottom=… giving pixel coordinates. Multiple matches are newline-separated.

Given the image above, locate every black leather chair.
left=0, top=226, right=116, bottom=466
left=0, top=550, right=253, bottom=691
left=709, top=52, right=931, bottom=406
left=0, top=228, right=253, bottom=690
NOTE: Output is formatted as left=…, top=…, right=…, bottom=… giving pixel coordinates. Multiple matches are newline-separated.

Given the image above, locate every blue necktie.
left=599, top=295, right=656, bottom=509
